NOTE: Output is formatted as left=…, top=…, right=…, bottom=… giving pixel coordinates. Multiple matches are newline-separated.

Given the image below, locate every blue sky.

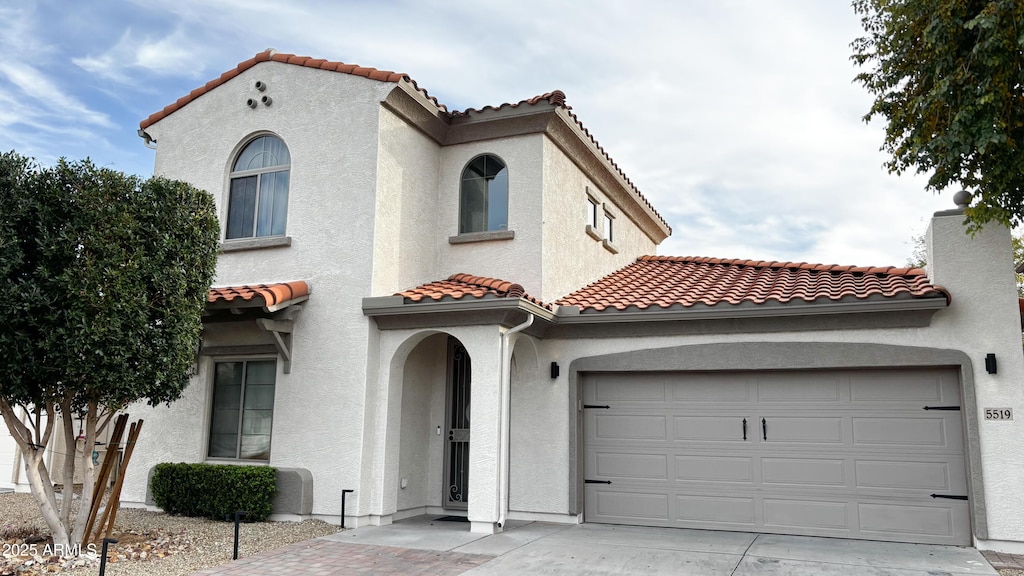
left=0, top=0, right=955, bottom=266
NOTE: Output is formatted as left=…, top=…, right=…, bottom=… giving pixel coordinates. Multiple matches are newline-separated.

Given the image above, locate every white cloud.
left=73, top=27, right=205, bottom=84
left=0, top=61, right=112, bottom=128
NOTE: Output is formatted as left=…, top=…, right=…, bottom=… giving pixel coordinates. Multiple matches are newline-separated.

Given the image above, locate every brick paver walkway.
left=192, top=539, right=493, bottom=575
left=983, top=549, right=1024, bottom=571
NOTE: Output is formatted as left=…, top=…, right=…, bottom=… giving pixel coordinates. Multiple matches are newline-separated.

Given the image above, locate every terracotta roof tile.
left=208, top=280, right=310, bottom=309
left=555, top=256, right=950, bottom=313
left=396, top=273, right=549, bottom=309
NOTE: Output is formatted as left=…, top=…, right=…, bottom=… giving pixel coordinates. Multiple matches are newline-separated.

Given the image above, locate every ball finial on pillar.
left=953, top=190, right=972, bottom=209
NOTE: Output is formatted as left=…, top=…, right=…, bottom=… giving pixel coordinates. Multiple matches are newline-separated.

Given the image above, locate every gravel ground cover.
left=1, top=492, right=341, bottom=576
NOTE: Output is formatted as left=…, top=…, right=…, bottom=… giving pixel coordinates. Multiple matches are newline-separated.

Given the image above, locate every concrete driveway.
left=195, top=515, right=997, bottom=575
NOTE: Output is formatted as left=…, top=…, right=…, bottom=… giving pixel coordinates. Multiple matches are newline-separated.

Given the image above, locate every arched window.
left=226, top=135, right=291, bottom=239
left=459, top=154, right=508, bottom=234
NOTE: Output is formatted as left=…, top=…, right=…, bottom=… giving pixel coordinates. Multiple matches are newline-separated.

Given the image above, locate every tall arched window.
left=459, top=154, right=508, bottom=234
left=226, top=135, right=291, bottom=239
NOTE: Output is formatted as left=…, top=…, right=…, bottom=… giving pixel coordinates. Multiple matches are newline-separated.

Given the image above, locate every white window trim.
left=602, top=206, right=618, bottom=253
left=586, top=188, right=602, bottom=241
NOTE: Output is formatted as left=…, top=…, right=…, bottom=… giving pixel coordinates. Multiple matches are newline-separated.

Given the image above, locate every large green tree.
left=852, top=0, right=1024, bottom=229
left=0, top=152, right=219, bottom=550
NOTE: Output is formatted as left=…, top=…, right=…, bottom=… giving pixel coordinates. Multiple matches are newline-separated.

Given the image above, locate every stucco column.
left=927, top=197, right=1024, bottom=545
left=463, top=328, right=503, bottom=534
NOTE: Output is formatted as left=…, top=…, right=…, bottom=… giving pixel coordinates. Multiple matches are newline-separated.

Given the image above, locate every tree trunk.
left=0, top=399, right=73, bottom=551
left=59, top=400, right=76, bottom=533
left=70, top=403, right=98, bottom=544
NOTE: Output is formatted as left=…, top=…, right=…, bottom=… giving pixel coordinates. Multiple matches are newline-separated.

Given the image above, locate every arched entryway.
left=392, top=333, right=474, bottom=517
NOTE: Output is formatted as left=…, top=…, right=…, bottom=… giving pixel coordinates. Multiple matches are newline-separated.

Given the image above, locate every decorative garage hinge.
left=922, top=406, right=961, bottom=410
left=583, top=405, right=610, bottom=409
left=585, top=480, right=612, bottom=484
left=930, top=494, right=968, bottom=500
left=255, top=318, right=294, bottom=374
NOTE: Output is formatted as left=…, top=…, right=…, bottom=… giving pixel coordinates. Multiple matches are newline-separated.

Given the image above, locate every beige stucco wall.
left=541, top=136, right=658, bottom=300
left=123, top=61, right=396, bottom=517
left=436, top=136, right=546, bottom=298
left=395, top=335, right=447, bottom=512
left=373, top=106, right=442, bottom=295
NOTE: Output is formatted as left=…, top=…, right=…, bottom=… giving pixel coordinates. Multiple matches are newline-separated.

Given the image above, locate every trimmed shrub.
left=151, top=463, right=277, bottom=522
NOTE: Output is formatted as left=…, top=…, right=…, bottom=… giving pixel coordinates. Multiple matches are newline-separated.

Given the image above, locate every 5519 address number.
left=984, top=408, right=1013, bottom=420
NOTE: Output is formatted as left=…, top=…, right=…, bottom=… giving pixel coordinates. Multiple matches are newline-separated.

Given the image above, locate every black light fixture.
left=985, top=353, right=997, bottom=374
left=550, top=362, right=560, bottom=379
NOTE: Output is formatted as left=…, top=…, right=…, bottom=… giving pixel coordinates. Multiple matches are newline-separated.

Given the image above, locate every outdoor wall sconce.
left=985, top=353, right=997, bottom=374
left=550, top=362, right=560, bottom=379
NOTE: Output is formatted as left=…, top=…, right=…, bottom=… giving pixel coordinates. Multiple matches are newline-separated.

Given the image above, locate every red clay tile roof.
left=556, top=256, right=950, bottom=312
left=396, top=273, right=548, bottom=309
left=140, top=50, right=445, bottom=129
left=208, top=281, right=310, bottom=309
left=138, top=52, right=668, bottom=233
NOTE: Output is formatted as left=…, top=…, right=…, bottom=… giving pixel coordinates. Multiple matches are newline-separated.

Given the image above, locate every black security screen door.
left=444, top=339, right=471, bottom=510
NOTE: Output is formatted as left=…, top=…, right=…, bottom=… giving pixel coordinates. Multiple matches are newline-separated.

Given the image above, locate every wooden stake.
left=82, top=415, right=127, bottom=545
left=95, top=419, right=143, bottom=542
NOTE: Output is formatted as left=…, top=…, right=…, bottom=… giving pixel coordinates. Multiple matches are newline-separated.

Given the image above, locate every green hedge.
left=151, top=463, right=277, bottom=522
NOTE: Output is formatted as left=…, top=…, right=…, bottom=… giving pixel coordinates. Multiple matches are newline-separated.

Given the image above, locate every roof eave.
left=363, top=295, right=556, bottom=322
left=555, top=296, right=949, bottom=324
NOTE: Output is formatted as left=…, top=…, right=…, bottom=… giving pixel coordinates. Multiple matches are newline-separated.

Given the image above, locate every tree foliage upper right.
left=852, top=0, right=1024, bottom=230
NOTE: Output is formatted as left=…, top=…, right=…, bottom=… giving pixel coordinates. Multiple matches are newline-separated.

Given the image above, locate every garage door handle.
left=742, top=418, right=747, bottom=440
left=585, top=479, right=612, bottom=484
left=762, top=417, right=767, bottom=441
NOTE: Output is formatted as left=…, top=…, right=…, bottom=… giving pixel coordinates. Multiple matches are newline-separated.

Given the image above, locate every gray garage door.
left=582, top=368, right=970, bottom=545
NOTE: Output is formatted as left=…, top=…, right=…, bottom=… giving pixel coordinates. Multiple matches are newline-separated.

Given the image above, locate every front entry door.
left=444, top=338, right=471, bottom=509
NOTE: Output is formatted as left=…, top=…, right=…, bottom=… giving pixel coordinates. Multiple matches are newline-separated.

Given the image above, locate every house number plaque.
left=984, top=408, right=1013, bottom=420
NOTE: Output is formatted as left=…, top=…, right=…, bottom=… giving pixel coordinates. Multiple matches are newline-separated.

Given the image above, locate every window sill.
left=585, top=225, right=602, bottom=241
left=221, top=236, right=292, bottom=253
left=204, top=458, right=272, bottom=465
left=449, top=230, right=515, bottom=244
left=602, top=239, right=619, bottom=254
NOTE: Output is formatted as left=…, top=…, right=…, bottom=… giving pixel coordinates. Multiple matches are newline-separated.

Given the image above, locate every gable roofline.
left=140, top=49, right=446, bottom=130
left=138, top=50, right=671, bottom=238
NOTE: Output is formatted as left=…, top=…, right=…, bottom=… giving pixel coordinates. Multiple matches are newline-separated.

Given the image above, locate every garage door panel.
left=762, top=417, right=843, bottom=444
left=590, top=489, right=669, bottom=522
left=852, top=416, right=962, bottom=450
left=674, top=415, right=747, bottom=442
left=763, top=498, right=849, bottom=530
left=858, top=502, right=961, bottom=538
left=593, top=414, right=666, bottom=440
left=848, top=370, right=949, bottom=404
left=668, top=374, right=754, bottom=402
left=675, top=455, right=753, bottom=483
left=582, top=368, right=969, bottom=545
left=676, top=494, right=755, bottom=525
left=590, top=374, right=666, bottom=402
left=595, top=452, right=668, bottom=480
left=756, top=373, right=843, bottom=402
left=855, top=459, right=962, bottom=491
left=761, top=457, right=845, bottom=487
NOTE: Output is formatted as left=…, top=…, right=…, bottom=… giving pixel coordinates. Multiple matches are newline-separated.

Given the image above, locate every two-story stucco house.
left=56, top=49, right=1024, bottom=553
